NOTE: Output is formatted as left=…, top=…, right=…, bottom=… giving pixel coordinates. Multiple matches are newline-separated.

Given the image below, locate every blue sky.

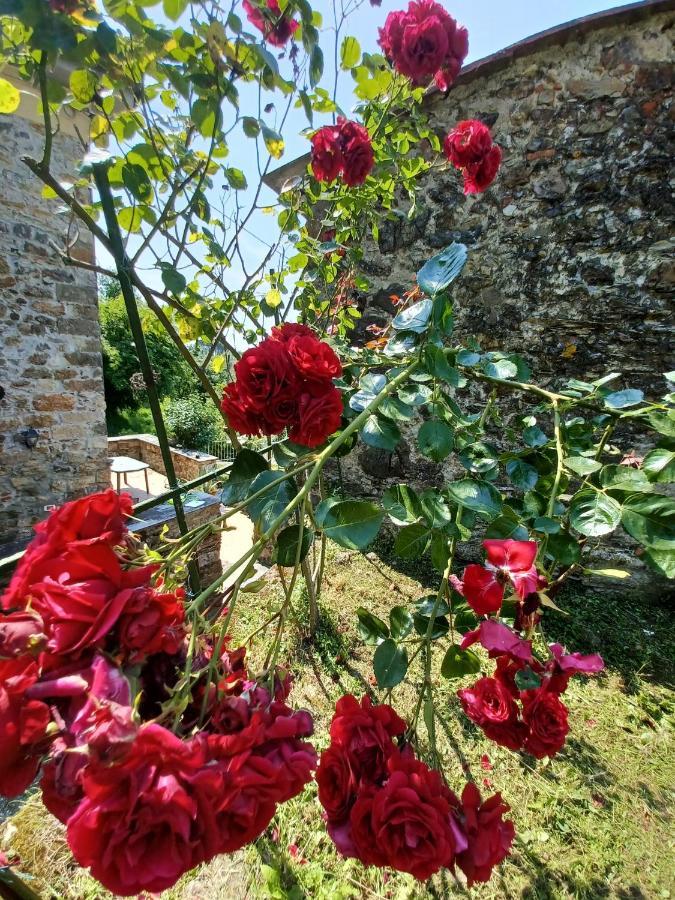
left=99, top=0, right=630, bottom=304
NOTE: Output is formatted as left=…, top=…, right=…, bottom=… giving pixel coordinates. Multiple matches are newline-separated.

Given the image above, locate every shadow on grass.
left=371, top=533, right=675, bottom=690
left=516, top=846, right=650, bottom=900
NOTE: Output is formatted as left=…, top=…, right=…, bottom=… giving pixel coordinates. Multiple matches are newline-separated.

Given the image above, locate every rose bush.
left=1, top=0, right=673, bottom=895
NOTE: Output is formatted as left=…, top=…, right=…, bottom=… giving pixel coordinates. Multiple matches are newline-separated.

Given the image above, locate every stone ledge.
left=107, top=434, right=219, bottom=483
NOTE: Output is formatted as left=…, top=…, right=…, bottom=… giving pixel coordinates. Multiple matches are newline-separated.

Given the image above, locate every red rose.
left=271, top=323, right=316, bottom=344
left=520, top=688, right=569, bottom=759
left=0, top=657, right=52, bottom=797
left=350, top=752, right=460, bottom=880
left=310, top=125, right=344, bottom=183
left=29, top=549, right=156, bottom=659
left=67, top=723, right=207, bottom=896
left=461, top=564, right=504, bottom=615
left=337, top=118, right=375, bottom=187
left=2, top=489, right=132, bottom=611
left=290, top=387, right=343, bottom=448
left=458, top=676, right=526, bottom=751
left=443, top=119, right=493, bottom=169
left=118, top=587, right=185, bottom=663
left=316, top=744, right=356, bottom=824
left=379, top=1, right=468, bottom=89
left=464, top=144, right=502, bottom=194
left=242, top=0, right=299, bottom=47
left=287, top=334, right=342, bottom=383
left=221, top=382, right=263, bottom=436
left=41, top=740, right=88, bottom=823
left=233, top=339, right=297, bottom=412
left=455, top=782, right=515, bottom=886
left=262, top=392, right=298, bottom=433
left=326, top=695, right=405, bottom=785
left=0, top=609, right=45, bottom=657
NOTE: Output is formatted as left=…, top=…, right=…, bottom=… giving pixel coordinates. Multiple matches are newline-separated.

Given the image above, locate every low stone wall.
left=107, top=434, right=219, bottom=483
left=129, top=491, right=222, bottom=589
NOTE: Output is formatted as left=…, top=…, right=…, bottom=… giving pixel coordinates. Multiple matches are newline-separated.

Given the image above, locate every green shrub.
left=164, top=394, right=224, bottom=451
left=106, top=405, right=156, bottom=436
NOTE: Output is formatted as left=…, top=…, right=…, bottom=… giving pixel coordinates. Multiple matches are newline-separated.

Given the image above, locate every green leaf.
left=418, top=420, right=454, bottom=462
left=430, top=532, right=450, bottom=571
left=247, top=470, right=297, bottom=530
left=390, top=606, right=414, bottom=640
left=569, top=490, right=622, bottom=537
left=533, top=516, right=560, bottom=534
left=69, top=69, right=97, bottom=103
left=647, top=410, right=675, bottom=438
left=545, top=532, right=581, bottom=565
left=163, top=0, right=188, bottom=19
left=506, top=459, right=539, bottom=491
left=457, top=349, right=480, bottom=366
left=642, top=547, right=675, bottom=579
left=413, top=612, right=449, bottom=640
left=453, top=604, right=478, bottom=635
left=118, top=207, right=143, bottom=233
left=621, top=495, right=675, bottom=550
left=564, top=456, right=603, bottom=476
left=642, top=448, right=675, bottom=483
left=242, top=116, right=260, bottom=138
left=424, top=345, right=460, bottom=384
left=310, top=45, right=324, bottom=86
left=275, top=525, right=313, bottom=566
left=221, top=450, right=268, bottom=505
left=398, top=384, right=432, bottom=407
left=225, top=167, right=248, bottom=190
left=361, top=415, right=401, bottom=450
left=160, top=265, right=187, bottom=295
left=416, top=243, right=468, bottom=296
left=340, top=35, right=361, bottom=68
left=600, top=465, right=653, bottom=492
left=191, top=98, right=222, bottom=138
left=382, top=484, right=423, bottom=525
left=356, top=607, right=389, bottom=644
left=514, top=667, right=542, bottom=691
left=373, top=639, right=408, bottom=689
left=523, top=426, right=548, bottom=448
left=394, top=523, right=431, bottom=558
left=446, top=479, right=503, bottom=518
left=486, top=512, right=529, bottom=541
left=441, top=644, right=481, bottom=679
left=261, top=124, right=284, bottom=159
left=603, top=388, right=644, bottom=409
left=122, top=163, right=153, bottom=202
left=321, top=501, right=384, bottom=550
left=484, top=358, right=518, bottom=380
left=419, top=491, right=452, bottom=529
left=583, top=568, right=631, bottom=579
left=392, top=298, right=432, bottom=333
left=0, top=77, right=21, bottom=114
left=378, top=397, right=415, bottom=422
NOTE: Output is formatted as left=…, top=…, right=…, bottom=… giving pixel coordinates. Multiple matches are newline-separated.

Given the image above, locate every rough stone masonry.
left=0, top=72, right=109, bottom=551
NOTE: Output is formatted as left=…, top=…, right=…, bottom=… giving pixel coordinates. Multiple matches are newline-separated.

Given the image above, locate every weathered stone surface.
left=0, top=101, right=108, bottom=548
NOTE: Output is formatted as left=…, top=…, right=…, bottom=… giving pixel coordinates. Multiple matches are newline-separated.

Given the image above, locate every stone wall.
left=0, top=71, right=109, bottom=551
left=108, top=435, right=220, bottom=484
left=356, top=3, right=674, bottom=395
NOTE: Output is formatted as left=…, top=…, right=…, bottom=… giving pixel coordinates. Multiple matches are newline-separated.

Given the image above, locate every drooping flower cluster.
left=443, top=119, right=502, bottom=194
left=316, top=695, right=514, bottom=885
left=451, top=539, right=604, bottom=759
left=310, top=117, right=375, bottom=187
left=242, top=0, right=299, bottom=47
left=378, top=0, right=469, bottom=91
left=221, top=323, right=343, bottom=447
left=0, top=491, right=316, bottom=896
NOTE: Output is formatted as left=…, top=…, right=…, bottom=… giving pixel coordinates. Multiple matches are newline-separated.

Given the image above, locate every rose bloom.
left=66, top=723, right=207, bottom=896
left=221, top=382, right=264, bottom=436
left=443, top=120, right=494, bottom=168
left=242, top=0, right=299, bottom=47
left=2, top=489, right=132, bottom=611
left=0, top=609, right=45, bottom=656
left=310, top=126, right=344, bottom=183
left=270, top=323, right=315, bottom=344
left=464, top=144, right=502, bottom=194
left=286, top=333, right=342, bottom=384
left=232, top=338, right=297, bottom=412
left=0, top=657, right=52, bottom=797
left=350, top=752, right=461, bottom=880
left=520, top=688, right=569, bottom=759
left=316, top=744, right=356, bottom=825
left=378, top=0, right=468, bottom=89
left=117, top=587, right=185, bottom=663
left=325, top=695, right=406, bottom=784
left=458, top=676, right=526, bottom=751
left=289, top=387, right=343, bottom=448
left=455, top=782, right=515, bottom=886
left=29, top=546, right=156, bottom=659
left=339, top=119, right=375, bottom=187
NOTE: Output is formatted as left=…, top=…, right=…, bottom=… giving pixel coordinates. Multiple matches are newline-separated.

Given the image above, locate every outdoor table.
left=109, top=455, right=151, bottom=493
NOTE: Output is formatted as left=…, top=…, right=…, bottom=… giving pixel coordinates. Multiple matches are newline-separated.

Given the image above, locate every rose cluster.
left=378, top=0, right=469, bottom=91
left=451, top=539, right=604, bottom=758
left=316, top=695, right=514, bottom=885
left=443, top=119, right=502, bottom=194
left=242, top=0, right=299, bottom=47
left=0, top=491, right=316, bottom=896
left=221, top=323, right=344, bottom=448
left=310, top=117, right=375, bottom=187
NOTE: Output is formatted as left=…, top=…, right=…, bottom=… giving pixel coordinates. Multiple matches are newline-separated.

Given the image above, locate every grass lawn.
left=3, top=540, right=673, bottom=899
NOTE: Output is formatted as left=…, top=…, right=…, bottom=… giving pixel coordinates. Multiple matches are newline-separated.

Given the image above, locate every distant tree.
left=99, top=283, right=196, bottom=413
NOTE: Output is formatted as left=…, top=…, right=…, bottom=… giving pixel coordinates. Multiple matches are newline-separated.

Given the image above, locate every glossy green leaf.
left=416, top=243, right=467, bottom=296
left=418, top=419, right=454, bottom=462
left=69, top=69, right=97, bottom=102
left=0, top=77, right=20, bottom=114
left=564, top=456, right=603, bottom=476
left=389, top=606, right=414, bottom=640
left=361, top=415, right=401, bottom=450
left=394, top=523, right=431, bottom=558
left=621, top=495, right=675, bottom=550
left=392, top=298, right=432, bottom=333
left=569, top=490, right=621, bottom=537
left=603, top=388, right=644, bottom=409
left=441, top=644, right=481, bottom=678
left=600, top=465, right=652, bottom=492
left=356, top=607, right=389, bottom=644
left=373, top=639, right=408, bottom=688
left=506, top=459, right=539, bottom=491
left=275, top=525, right=313, bottom=566
left=321, top=501, right=384, bottom=550
left=642, top=448, right=675, bottom=483
left=446, top=479, right=502, bottom=518
left=382, top=484, right=423, bottom=525
left=163, top=0, right=188, bottom=19
left=247, top=470, right=297, bottom=529
left=221, top=450, right=268, bottom=505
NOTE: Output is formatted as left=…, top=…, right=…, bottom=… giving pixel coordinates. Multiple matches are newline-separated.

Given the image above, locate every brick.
left=32, top=394, right=76, bottom=412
